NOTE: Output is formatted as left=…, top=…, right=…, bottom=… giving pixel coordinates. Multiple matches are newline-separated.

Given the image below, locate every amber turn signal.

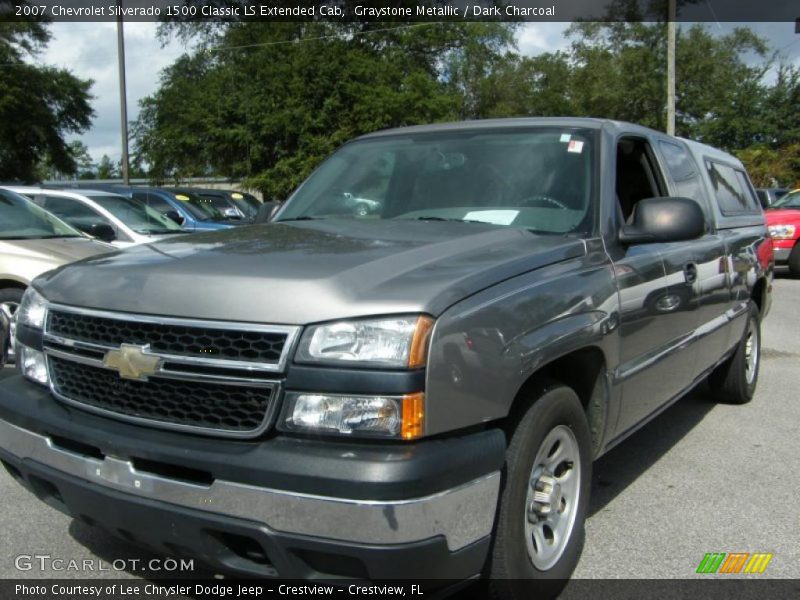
left=401, top=392, right=425, bottom=440
left=408, top=316, right=434, bottom=369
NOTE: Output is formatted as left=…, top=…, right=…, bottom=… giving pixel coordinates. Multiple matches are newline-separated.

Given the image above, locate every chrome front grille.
left=41, top=304, right=300, bottom=438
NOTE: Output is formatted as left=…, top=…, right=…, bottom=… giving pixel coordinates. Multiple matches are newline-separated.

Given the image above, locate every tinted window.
left=658, top=140, right=704, bottom=202
left=133, top=191, right=174, bottom=215
left=706, top=161, right=759, bottom=215
left=0, top=190, right=81, bottom=240
left=42, top=196, right=105, bottom=220
left=90, top=195, right=183, bottom=233
left=658, top=141, right=697, bottom=181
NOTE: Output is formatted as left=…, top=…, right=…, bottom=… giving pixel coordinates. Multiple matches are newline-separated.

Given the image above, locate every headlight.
left=18, top=287, right=47, bottom=330
left=295, top=316, right=434, bottom=368
left=283, top=392, right=424, bottom=439
left=768, top=224, right=796, bottom=240
left=17, top=345, right=49, bottom=385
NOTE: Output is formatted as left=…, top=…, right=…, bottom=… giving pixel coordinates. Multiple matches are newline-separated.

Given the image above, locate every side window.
left=705, top=161, right=759, bottom=215
left=42, top=196, right=103, bottom=221
left=734, top=170, right=761, bottom=212
left=133, top=192, right=173, bottom=215
left=615, top=137, right=666, bottom=222
left=657, top=140, right=705, bottom=202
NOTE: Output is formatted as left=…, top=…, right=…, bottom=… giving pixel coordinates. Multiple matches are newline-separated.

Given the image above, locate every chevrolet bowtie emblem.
left=103, top=344, right=161, bottom=381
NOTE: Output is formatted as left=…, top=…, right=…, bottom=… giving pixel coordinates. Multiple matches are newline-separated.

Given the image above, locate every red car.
left=766, top=189, right=800, bottom=275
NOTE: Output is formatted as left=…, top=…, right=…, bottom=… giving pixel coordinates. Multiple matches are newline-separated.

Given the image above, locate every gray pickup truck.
left=2, top=118, right=772, bottom=596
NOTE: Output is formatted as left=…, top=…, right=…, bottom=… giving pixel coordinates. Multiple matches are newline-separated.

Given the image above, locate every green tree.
left=133, top=22, right=516, bottom=199
left=96, top=154, right=119, bottom=179
left=0, top=22, right=95, bottom=182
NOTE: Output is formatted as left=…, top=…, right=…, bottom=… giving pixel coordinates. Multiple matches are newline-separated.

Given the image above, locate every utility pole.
left=666, top=0, right=676, bottom=136
left=116, top=0, right=130, bottom=185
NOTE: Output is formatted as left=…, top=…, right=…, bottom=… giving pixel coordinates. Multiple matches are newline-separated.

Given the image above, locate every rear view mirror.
left=84, top=222, right=117, bottom=243
left=165, top=210, right=184, bottom=225
left=619, top=197, right=705, bottom=245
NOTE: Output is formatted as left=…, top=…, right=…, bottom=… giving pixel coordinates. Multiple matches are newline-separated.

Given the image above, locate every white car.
left=1, top=187, right=187, bottom=248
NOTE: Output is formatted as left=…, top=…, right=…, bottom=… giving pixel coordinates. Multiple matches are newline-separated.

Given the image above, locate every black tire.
left=708, top=301, right=761, bottom=404
left=0, top=287, right=24, bottom=364
left=788, top=243, right=800, bottom=277
left=488, top=382, right=592, bottom=600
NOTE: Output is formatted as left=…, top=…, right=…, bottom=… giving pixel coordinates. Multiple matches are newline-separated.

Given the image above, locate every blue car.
left=105, top=187, right=236, bottom=232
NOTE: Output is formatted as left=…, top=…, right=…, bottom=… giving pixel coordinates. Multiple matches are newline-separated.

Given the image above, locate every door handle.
left=683, top=262, right=698, bottom=285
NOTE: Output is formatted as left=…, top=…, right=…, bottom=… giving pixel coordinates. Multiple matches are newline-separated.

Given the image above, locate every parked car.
left=0, top=188, right=113, bottom=361
left=2, top=119, right=771, bottom=596
left=755, top=187, right=789, bottom=209
left=765, top=189, right=800, bottom=274
left=192, top=188, right=262, bottom=222
left=1, top=187, right=188, bottom=248
left=166, top=187, right=257, bottom=222
left=104, top=187, right=237, bottom=232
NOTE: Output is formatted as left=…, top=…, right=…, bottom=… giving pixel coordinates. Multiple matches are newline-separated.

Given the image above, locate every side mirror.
left=619, top=197, right=705, bottom=245
left=85, top=222, right=117, bottom=243
left=254, top=201, right=280, bottom=224
left=165, top=210, right=185, bottom=225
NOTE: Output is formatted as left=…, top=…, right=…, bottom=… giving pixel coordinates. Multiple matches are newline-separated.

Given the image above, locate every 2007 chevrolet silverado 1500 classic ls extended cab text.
left=1, top=119, right=773, bottom=597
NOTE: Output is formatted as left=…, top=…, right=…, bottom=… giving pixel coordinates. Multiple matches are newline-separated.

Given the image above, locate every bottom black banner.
left=2, top=579, right=800, bottom=600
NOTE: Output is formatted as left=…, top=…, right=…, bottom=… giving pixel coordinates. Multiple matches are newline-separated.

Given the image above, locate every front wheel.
left=708, top=301, right=760, bottom=404
left=488, top=383, right=592, bottom=599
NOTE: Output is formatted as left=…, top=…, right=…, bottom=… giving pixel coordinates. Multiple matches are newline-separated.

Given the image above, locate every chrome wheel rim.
left=745, top=319, right=759, bottom=385
left=0, top=301, right=18, bottom=360
left=524, top=424, right=581, bottom=570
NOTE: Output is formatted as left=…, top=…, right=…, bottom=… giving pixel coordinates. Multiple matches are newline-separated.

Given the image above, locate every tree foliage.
left=134, top=19, right=800, bottom=195
left=134, top=22, right=517, bottom=199
left=0, top=22, right=94, bottom=182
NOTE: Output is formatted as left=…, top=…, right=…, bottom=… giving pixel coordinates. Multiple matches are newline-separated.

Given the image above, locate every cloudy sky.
left=28, top=22, right=800, bottom=165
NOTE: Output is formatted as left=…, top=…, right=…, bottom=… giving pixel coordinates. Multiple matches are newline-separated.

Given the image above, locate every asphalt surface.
left=1, top=274, right=798, bottom=583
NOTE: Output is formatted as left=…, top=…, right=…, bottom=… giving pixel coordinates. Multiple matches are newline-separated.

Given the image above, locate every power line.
left=202, top=23, right=437, bottom=53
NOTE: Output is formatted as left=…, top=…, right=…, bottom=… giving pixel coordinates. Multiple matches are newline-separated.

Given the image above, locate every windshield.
left=772, top=190, right=800, bottom=209
left=199, top=194, right=242, bottom=219
left=0, top=190, right=82, bottom=240
left=276, top=128, right=596, bottom=234
left=171, top=192, right=226, bottom=221
left=228, top=192, right=260, bottom=218
left=91, top=195, right=183, bottom=234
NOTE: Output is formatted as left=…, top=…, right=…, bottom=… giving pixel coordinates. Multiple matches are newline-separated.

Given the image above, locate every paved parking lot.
left=1, top=274, right=798, bottom=581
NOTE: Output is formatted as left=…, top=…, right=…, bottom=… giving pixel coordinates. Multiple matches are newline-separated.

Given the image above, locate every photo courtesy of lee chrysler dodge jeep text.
left=1, top=118, right=772, bottom=598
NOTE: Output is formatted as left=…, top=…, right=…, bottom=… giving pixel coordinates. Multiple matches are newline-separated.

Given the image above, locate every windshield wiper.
left=33, top=234, right=82, bottom=239
left=277, top=216, right=324, bottom=222
left=410, top=216, right=487, bottom=224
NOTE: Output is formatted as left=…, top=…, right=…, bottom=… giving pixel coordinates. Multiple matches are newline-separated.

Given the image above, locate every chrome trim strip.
left=43, top=344, right=278, bottom=387
left=0, top=419, right=499, bottom=551
left=45, top=353, right=282, bottom=439
left=44, top=303, right=302, bottom=374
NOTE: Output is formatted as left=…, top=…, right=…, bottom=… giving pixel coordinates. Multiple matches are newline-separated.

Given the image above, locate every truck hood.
left=36, top=220, right=585, bottom=324
left=0, top=237, right=113, bottom=265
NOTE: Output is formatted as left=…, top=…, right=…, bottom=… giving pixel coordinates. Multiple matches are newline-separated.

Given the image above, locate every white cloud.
left=517, top=23, right=571, bottom=56
left=28, top=22, right=187, bottom=164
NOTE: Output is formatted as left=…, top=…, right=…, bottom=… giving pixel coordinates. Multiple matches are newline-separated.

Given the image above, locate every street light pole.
left=116, top=0, right=130, bottom=185
left=666, top=0, right=676, bottom=136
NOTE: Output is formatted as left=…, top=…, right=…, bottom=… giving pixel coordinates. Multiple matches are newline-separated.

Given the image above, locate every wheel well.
left=0, top=280, right=27, bottom=292
left=508, top=346, right=608, bottom=454
left=750, top=278, right=766, bottom=315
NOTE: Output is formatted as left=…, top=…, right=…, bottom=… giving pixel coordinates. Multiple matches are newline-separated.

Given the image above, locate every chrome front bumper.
left=0, top=418, right=500, bottom=551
